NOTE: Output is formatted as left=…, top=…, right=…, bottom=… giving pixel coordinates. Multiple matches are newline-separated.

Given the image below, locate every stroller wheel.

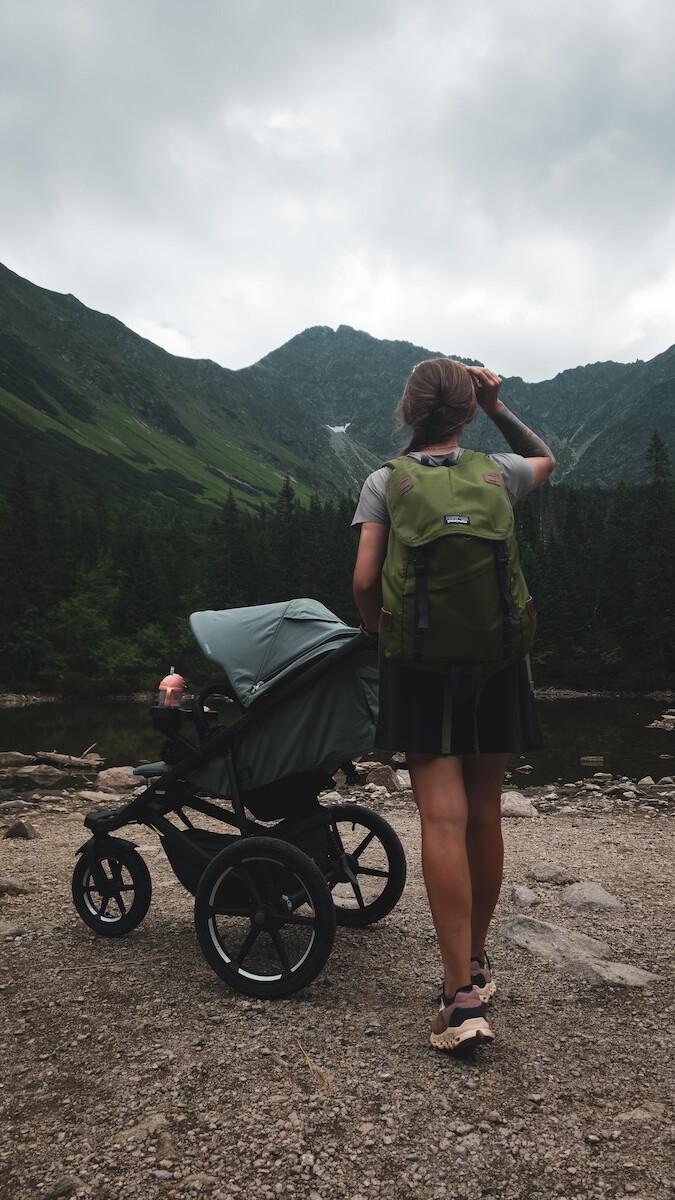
left=194, top=836, right=336, bottom=999
left=324, top=804, right=407, bottom=927
left=72, top=841, right=152, bottom=937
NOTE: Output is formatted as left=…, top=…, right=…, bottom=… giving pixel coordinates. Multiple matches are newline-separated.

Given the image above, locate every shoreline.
left=2, top=687, right=674, bottom=708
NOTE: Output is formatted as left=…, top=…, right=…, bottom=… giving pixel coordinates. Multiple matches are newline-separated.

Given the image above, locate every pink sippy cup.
left=157, top=669, right=186, bottom=708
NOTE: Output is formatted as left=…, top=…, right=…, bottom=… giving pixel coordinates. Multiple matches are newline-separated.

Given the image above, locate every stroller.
left=71, top=600, right=406, bottom=998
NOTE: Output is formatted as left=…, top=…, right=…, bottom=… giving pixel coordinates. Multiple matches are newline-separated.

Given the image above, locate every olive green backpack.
left=379, top=451, right=536, bottom=687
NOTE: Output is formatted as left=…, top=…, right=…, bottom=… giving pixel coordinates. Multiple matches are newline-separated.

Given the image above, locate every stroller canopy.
left=189, top=600, right=379, bottom=792
left=190, top=599, right=356, bottom=710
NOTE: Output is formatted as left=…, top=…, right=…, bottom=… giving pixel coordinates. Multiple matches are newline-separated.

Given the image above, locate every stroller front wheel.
left=72, top=840, right=152, bottom=937
left=194, top=836, right=336, bottom=999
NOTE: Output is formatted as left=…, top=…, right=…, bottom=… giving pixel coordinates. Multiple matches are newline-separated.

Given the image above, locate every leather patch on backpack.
left=379, top=608, right=393, bottom=632
left=526, top=596, right=537, bottom=618
left=397, top=475, right=414, bottom=495
left=483, top=472, right=501, bottom=485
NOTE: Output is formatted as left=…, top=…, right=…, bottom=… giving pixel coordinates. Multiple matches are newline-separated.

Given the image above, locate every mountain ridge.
left=1, top=261, right=673, bottom=505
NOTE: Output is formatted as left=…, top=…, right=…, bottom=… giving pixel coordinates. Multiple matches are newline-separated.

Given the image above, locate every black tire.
left=324, top=804, right=407, bottom=927
left=194, top=836, right=336, bottom=999
left=72, top=841, right=152, bottom=937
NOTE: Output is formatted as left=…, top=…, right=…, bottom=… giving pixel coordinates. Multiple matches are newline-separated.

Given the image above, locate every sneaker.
left=430, top=984, right=495, bottom=1052
left=471, top=952, right=496, bottom=1004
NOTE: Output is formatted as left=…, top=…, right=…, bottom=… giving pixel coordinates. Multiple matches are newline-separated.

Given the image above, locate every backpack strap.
left=411, top=547, right=429, bottom=659
left=493, top=540, right=522, bottom=660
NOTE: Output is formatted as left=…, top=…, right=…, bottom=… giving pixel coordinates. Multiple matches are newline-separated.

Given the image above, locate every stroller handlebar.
left=191, top=681, right=238, bottom=742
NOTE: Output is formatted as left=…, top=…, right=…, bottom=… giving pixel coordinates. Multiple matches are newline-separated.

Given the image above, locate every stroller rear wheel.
left=324, top=804, right=407, bottom=927
left=72, top=841, right=152, bottom=937
left=194, top=836, right=336, bottom=999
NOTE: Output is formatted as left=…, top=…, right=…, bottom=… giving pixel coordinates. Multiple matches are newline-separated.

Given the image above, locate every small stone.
left=528, top=861, right=578, bottom=885
left=396, top=769, right=411, bottom=789
left=500, top=916, right=612, bottom=962
left=512, top=885, right=542, bottom=907
left=501, top=791, right=538, bottom=817
left=365, top=765, right=399, bottom=791
left=97, top=766, right=139, bottom=791
left=0, top=799, right=35, bottom=814
left=561, top=882, right=624, bottom=910
left=0, top=920, right=25, bottom=937
left=572, top=960, right=657, bottom=987
left=46, top=1176, right=79, bottom=1198
left=637, top=775, right=656, bottom=788
left=3, top=820, right=39, bottom=840
left=12, top=764, right=62, bottom=785
left=0, top=752, right=37, bottom=767
left=0, top=877, right=33, bottom=896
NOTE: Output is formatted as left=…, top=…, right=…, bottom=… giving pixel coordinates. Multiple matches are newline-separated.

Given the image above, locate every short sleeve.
left=487, top=453, right=536, bottom=506
left=351, top=467, right=391, bottom=526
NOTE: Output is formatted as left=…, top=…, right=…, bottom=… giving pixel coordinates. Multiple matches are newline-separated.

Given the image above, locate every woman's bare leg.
left=407, top=753, right=472, bottom=999
left=462, top=753, right=508, bottom=958
left=408, top=751, right=508, bottom=998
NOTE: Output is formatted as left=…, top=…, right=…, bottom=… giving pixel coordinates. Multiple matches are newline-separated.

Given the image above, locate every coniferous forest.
left=1, top=433, right=673, bottom=695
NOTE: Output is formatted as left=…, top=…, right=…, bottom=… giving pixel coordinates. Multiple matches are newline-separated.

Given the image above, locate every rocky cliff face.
left=259, top=325, right=675, bottom=487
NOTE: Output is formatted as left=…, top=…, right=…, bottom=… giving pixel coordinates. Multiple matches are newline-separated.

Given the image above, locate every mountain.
left=1, top=262, right=674, bottom=508
left=0, top=264, right=380, bottom=508
left=259, top=325, right=675, bottom=486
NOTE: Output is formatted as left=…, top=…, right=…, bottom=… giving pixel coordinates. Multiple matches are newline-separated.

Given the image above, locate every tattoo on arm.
left=490, top=405, right=555, bottom=460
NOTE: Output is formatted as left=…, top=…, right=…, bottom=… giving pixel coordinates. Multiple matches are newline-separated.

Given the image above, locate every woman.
left=352, top=359, right=555, bottom=1051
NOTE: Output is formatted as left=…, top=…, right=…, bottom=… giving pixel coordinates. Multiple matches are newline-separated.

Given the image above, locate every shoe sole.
left=430, top=1017, right=495, bottom=1052
left=473, top=980, right=496, bottom=1004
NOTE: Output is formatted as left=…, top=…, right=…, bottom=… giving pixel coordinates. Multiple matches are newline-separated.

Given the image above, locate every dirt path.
left=1, top=793, right=673, bottom=1200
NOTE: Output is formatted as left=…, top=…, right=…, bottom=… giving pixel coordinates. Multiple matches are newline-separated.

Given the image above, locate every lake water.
left=1, top=696, right=673, bottom=787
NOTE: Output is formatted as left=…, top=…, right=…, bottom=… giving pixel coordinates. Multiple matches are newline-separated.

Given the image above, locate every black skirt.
left=375, top=656, right=544, bottom=756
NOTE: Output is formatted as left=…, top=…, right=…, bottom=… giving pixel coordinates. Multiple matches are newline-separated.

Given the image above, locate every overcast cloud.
left=1, top=0, right=675, bottom=381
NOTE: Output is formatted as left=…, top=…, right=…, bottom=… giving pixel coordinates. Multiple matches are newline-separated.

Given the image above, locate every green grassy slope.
left=0, top=264, right=379, bottom=508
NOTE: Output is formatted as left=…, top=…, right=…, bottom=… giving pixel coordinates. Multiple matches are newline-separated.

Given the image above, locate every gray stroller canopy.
left=190, top=599, right=358, bottom=710
left=189, top=600, right=379, bottom=791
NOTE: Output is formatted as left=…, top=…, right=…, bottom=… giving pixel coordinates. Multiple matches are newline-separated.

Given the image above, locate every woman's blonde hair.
left=398, top=358, right=476, bottom=455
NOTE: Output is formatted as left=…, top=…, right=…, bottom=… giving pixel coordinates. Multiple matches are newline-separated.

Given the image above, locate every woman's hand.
left=466, top=365, right=503, bottom=417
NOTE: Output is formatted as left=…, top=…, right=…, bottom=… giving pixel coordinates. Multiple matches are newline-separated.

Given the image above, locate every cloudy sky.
left=2, top=0, right=675, bottom=381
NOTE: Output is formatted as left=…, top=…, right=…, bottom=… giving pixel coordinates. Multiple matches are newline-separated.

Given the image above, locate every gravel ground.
left=1, top=785, right=674, bottom=1200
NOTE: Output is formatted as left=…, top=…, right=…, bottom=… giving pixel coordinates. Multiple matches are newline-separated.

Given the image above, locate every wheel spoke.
left=234, top=925, right=261, bottom=967
left=355, top=865, right=389, bottom=879
left=272, top=912, right=315, bottom=927
left=352, top=829, right=376, bottom=859
left=270, top=928, right=292, bottom=976
left=235, top=864, right=265, bottom=907
left=211, top=905, right=256, bottom=918
left=343, top=863, right=366, bottom=909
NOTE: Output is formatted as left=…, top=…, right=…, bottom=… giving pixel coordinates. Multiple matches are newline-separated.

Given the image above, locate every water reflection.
left=0, top=696, right=672, bottom=787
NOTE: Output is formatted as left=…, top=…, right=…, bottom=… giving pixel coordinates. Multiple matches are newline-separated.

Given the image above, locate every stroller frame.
left=72, top=632, right=406, bottom=998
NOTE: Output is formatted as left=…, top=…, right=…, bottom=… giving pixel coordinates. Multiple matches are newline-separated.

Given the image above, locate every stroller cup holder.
left=72, top=600, right=405, bottom=999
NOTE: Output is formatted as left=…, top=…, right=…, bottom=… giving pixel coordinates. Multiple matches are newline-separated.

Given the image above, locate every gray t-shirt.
left=351, top=450, right=536, bottom=526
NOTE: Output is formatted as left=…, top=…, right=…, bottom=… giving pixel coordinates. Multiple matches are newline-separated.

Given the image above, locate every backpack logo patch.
left=397, top=475, right=414, bottom=495
left=484, top=473, right=501, bottom=485
left=444, top=515, right=470, bottom=525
